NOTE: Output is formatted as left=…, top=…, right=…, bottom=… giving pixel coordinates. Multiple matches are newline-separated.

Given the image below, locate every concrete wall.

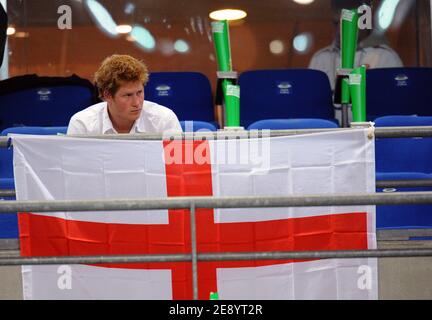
left=378, top=239, right=432, bottom=299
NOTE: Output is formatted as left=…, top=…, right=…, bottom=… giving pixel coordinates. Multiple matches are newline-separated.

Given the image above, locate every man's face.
left=105, top=81, right=144, bottom=125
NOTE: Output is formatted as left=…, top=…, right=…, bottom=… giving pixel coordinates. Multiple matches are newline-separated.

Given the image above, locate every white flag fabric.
left=12, top=129, right=377, bottom=300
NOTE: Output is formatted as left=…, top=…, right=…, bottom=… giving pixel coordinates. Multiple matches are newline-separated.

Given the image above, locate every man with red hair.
left=67, top=54, right=182, bottom=135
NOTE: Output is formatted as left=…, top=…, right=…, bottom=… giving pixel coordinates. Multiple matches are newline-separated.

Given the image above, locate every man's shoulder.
left=363, top=44, right=401, bottom=58
left=70, top=101, right=106, bottom=120
left=142, top=100, right=176, bottom=118
left=311, top=44, right=337, bottom=58
left=309, top=44, right=338, bottom=68
left=364, top=44, right=403, bottom=66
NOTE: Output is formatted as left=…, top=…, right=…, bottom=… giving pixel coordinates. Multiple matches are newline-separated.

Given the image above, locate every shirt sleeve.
left=364, top=47, right=403, bottom=69
left=66, top=117, right=86, bottom=135
left=377, top=48, right=403, bottom=68
left=308, top=52, right=321, bottom=70
left=166, top=111, right=183, bottom=133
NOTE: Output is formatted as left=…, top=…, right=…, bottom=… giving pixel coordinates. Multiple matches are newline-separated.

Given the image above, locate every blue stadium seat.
left=0, top=126, right=68, bottom=181
left=366, top=68, right=432, bottom=121
left=375, top=116, right=432, bottom=173
left=1, top=126, right=68, bottom=136
left=247, top=118, right=339, bottom=130
left=374, top=116, right=432, bottom=229
left=0, top=126, right=67, bottom=238
left=239, top=69, right=335, bottom=128
left=0, top=74, right=96, bottom=131
left=180, top=120, right=217, bottom=132
left=144, top=72, right=215, bottom=122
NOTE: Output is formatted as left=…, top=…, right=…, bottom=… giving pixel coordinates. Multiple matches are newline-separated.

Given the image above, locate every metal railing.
left=1, top=192, right=432, bottom=299
left=1, top=126, right=432, bottom=148
left=3, top=179, right=432, bottom=198
left=3, top=192, right=432, bottom=213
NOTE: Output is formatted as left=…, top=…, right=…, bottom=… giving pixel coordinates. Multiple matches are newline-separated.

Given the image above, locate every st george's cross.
left=13, top=130, right=377, bottom=299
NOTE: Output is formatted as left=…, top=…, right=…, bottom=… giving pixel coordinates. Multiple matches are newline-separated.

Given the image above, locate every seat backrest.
left=1, top=126, right=68, bottom=136
left=0, top=126, right=68, bottom=179
left=247, top=118, right=339, bottom=130
left=374, top=115, right=432, bottom=173
left=0, top=74, right=96, bottom=131
left=144, top=72, right=214, bottom=122
left=239, top=69, right=335, bottom=128
left=180, top=120, right=217, bottom=132
left=366, top=68, right=432, bottom=120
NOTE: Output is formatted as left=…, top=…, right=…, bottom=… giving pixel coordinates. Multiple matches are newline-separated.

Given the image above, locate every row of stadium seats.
left=0, top=68, right=431, bottom=131
left=0, top=119, right=335, bottom=188
left=374, top=115, right=432, bottom=231
left=240, top=67, right=432, bottom=125
left=1, top=115, right=432, bottom=238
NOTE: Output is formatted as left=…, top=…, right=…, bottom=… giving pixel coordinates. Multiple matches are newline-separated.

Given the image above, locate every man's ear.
left=102, top=90, right=113, bottom=102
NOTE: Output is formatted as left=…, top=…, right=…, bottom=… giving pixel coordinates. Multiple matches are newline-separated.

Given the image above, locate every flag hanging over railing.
left=12, top=129, right=377, bottom=299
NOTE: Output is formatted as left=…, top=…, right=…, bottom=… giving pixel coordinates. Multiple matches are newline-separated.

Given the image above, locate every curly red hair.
left=94, top=54, right=149, bottom=99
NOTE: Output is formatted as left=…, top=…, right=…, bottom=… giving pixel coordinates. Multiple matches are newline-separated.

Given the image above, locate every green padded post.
left=349, top=65, right=367, bottom=122
left=211, top=20, right=232, bottom=72
left=340, top=9, right=359, bottom=107
left=212, top=20, right=240, bottom=127
left=223, top=82, right=240, bottom=127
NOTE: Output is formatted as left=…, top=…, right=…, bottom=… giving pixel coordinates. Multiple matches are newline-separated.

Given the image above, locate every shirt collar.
left=102, top=102, right=147, bottom=134
left=134, top=110, right=147, bottom=133
left=102, top=104, right=116, bottom=134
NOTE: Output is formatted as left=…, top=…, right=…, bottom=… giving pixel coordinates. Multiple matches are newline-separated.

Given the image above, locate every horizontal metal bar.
left=2, top=192, right=432, bottom=213
left=68, top=126, right=432, bottom=139
left=375, top=126, right=432, bottom=138
left=0, top=190, right=15, bottom=197
left=376, top=180, right=432, bottom=188
left=2, top=127, right=432, bottom=146
left=0, top=253, right=191, bottom=265
left=2, top=180, right=432, bottom=198
left=198, top=249, right=432, bottom=260
left=1, top=248, right=432, bottom=266
left=0, top=138, right=8, bottom=148
left=0, top=129, right=344, bottom=144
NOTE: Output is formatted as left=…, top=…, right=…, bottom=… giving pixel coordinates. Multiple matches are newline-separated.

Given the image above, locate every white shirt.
left=67, top=100, right=182, bottom=135
left=309, top=43, right=403, bottom=91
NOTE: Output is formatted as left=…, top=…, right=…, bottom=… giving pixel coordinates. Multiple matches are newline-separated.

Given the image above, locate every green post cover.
left=340, top=9, right=359, bottom=106
left=349, top=65, right=367, bottom=122
left=211, top=20, right=232, bottom=72
left=212, top=20, right=241, bottom=127
left=223, top=82, right=240, bottom=127
left=341, top=9, right=359, bottom=69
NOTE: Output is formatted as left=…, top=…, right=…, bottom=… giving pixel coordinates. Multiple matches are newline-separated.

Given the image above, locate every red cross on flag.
left=12, top=129, right=377, bottom=299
